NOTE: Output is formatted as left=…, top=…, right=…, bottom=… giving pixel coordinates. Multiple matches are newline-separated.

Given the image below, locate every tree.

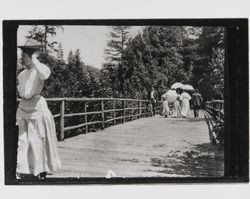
left=26, top=25, right=63, bottom=51
left=119, top=26, right=189, bottom=98
left=73, top=48, right=81, bottom=67
left=104, top=26, right=132, bottom=95
left=56, top=43, right=64, bottom=62
left=105, top=26, right=131, bottom=62
left=67, top=50, right=74, bottom=65
left=189, top=27, right=225, bottom=100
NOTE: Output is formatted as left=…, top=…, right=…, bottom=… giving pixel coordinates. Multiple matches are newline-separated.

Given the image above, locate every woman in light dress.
left=16, top=39, right=61, bottom=179
left=172, top=89, right=181, bottom=118
left=179, top=89, right=192, bottom=118
left=161, top=89, right=170, bottom=117
left=161, top=89, right=181, bottom=117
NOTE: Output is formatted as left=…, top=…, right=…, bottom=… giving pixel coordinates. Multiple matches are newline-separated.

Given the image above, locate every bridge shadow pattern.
left=148, top=143, right=224, bottom=177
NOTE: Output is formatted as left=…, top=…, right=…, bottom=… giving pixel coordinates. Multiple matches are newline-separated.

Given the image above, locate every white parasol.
left=171, top=82, right=184, bottom=90
left=181, top=84, right=194, bottom=91
left=162, top=89, right=179, bottom=103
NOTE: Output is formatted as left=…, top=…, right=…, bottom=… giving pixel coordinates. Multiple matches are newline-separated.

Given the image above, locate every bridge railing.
left=205, top=100, right=224, bottom=123
left=204, top=100, right=224, bottom=144
left=18, top=98, right=158, bottom=141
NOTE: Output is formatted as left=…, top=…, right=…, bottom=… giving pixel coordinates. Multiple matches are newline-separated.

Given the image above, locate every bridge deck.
left=51, top=112, right=224, bottom=178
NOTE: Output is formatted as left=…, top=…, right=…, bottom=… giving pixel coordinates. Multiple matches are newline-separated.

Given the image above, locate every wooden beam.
left=59, top=100, right=65, bottom=141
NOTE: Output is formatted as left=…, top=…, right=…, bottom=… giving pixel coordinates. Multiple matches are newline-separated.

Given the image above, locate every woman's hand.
left=32, top=51, right=41, bottom=66
left=32, top=51, right=39, bottom=61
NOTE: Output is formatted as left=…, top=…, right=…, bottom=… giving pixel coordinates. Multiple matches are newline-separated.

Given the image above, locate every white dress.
left=180, top=92, right=191, bottom=117
left=172, top=99, right=181, bottom=118
left=16, top=60, right=61, bottom=176
left=161, top=90, right=179, bottom=117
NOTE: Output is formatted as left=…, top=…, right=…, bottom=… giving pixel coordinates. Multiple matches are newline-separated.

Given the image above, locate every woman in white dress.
left=16, top=39, right=61, bottom=179
left=179, top=89, right=192, bottom=118
left=161, top=90, right=170, bottom=117
left=161, top=89, right=180, bottom=117
left=172, top=89, right=181, bottom=118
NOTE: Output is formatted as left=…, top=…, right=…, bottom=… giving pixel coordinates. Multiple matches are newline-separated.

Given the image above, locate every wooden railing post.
left=123, top=100, right=126, bottom=123
left=59, top=99, right=65, bottom=141
left=130, top=101, right=132, bottom=121
left=139, top=100, right=141, bottom=119
left=84, top=102, right=88, bottom=134
left=101, top=100, right=105, bottom=130
left=113, top=99, right=116, bottom=125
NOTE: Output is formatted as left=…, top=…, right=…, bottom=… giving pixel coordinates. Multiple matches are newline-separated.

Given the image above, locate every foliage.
left=212, top=123, right=224, bottom=145
left=106, top=26, right=192, bottom=99
left=105, top=26, right=131, bottom=62
left=189, top=27, right=225, bottom=100
left=104, top=26, right=132, bottom=95
left=26, top=25, right=63, bottom=51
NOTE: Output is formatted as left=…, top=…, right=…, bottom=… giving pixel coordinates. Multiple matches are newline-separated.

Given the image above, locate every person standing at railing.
left=149, top=86, right=158, bottom=117
left=16, top=39, right=61, bottom=180
left=191, top=89, right=203, bottom=118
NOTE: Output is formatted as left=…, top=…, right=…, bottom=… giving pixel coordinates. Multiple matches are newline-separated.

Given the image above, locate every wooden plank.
left=53, top=114, right=61, bottom=118
left=17, top=97, right=153, bottom=103
left=64, top=121, right=102, bottom=131
left=101, top=100, right=105, bottom=130
left=59, top=100, right=65, bottom=141
left=84, top=102, right=88, bottom=134
left=113, top=100, right=116, bottom=125
left=123, top=100, right=125, bottom=123
left=104, top=108, right=123, bottom=113
left=64, top=111, right=101, bottom=117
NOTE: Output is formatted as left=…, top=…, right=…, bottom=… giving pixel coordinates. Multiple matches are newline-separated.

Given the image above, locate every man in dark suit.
left=192, top=89, right=203, bottom=118
left=149, top=86, right=158, bottom=117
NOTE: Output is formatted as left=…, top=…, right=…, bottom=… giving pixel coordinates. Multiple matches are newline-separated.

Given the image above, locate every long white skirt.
left=181, top=99, right=191, bottom=117
left=172, top=100, right=181, bottom=117
left=162, top=101, right=170, bottom=116
left=16, top=96, right=61, bottom=176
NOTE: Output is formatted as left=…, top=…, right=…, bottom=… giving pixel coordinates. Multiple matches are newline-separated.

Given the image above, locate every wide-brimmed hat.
left=18, top=38, right=44, bottom=50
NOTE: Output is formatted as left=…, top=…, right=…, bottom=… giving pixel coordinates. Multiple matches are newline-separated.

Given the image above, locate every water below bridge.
left=50, top=111, right=224, bottom=178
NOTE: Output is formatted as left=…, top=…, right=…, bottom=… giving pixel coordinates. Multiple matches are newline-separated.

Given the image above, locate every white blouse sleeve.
left=33, top=59, right=51, bottom=80
left=179, top=94, right=183, bottom=101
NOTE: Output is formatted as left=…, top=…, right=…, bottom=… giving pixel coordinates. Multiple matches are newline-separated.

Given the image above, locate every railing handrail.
left=17, top=97, right=161, bottom=141
left=204, top=99, right=224, bottom=145
left=206, top=100, right=224, bottom=106
left=206, top=100, right=224, bottom=110
left=17, top=97, right=150, bottom=102
left=205, top=100, right=224, bottom=123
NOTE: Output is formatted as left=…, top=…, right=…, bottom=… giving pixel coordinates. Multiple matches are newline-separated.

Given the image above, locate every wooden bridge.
left=44, top=98, right=224, bottom=178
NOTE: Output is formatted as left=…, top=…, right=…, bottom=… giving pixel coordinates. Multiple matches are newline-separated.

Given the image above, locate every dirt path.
left=50, top=112, right=224, bottom=178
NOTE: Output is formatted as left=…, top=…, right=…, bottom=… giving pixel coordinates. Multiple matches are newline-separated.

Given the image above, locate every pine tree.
left=73, top=48, right=81, bottom=67
left=56, top=43, right=64, bottom=62
left=67, top=50, right=74, bottom=65
left=105, top=26, right=131, bottom=62
left=104, top=26, right=132, bottom=95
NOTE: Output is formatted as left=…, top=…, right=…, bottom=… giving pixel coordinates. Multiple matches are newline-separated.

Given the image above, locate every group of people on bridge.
left=149, top=85, right=203, bottom=119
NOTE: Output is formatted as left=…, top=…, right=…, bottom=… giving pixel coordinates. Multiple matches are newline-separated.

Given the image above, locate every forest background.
left=17, top=25, right=225, bottom=102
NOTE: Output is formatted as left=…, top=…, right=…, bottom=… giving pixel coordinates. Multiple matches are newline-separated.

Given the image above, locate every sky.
left=17, top=25, right=144, bottom=69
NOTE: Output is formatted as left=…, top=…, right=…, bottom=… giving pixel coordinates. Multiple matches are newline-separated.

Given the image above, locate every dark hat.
left=18, top=38, right=44, bottom=50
